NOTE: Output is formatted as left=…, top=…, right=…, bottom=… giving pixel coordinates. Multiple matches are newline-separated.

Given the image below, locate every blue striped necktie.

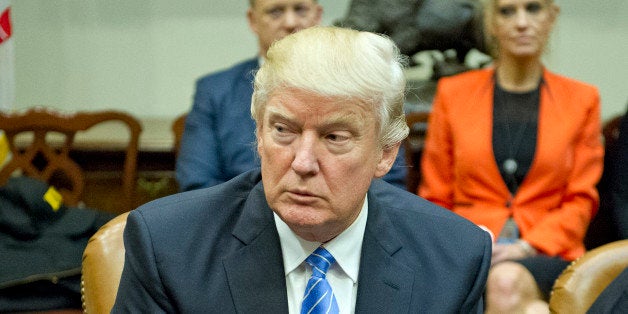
left=301, top=247, right=339, bottom=314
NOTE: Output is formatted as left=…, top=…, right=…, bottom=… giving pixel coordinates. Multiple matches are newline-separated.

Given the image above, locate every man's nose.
left=282, top=9, right=299, bottom=30
left=291, top=134, right=320, bottom=176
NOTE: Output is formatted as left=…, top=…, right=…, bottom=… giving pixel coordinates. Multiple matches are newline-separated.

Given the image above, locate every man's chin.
left=279, top=209, right=324, bottom=228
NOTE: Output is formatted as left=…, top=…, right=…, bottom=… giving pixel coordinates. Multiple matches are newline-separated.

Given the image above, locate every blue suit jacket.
left=175, top=57, right=408, bottom=192
left=113, top=169, right=491, bottom=313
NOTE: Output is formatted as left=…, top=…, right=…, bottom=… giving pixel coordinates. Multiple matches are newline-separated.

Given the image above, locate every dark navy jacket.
left=113, top=169, right=491, bottom=313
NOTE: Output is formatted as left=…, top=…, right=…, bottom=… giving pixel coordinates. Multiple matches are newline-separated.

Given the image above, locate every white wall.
left=10, top=0, right=628, bottom=121
left=548, top=0, right=628, bottom=120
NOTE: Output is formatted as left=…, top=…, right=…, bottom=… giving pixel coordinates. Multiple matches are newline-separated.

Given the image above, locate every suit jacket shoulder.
left=437, top=67, right=600, bottom=102
left=437, top=68, right=493, bottom=92
left=114, top=170, right=288, bottom=313
left=176, top=57, right=260, bottom=190
left=542, top=69, right=600, bottom=111
left=193, top=57, right=259, bottom=111
left=543, top=69, right=599, bottom=93
left=358, top=180, right=492, bottom=313
left=196, top=57, right=259, bottom=90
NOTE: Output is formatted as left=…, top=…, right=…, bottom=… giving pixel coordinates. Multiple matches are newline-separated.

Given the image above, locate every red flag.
left=0, top=0, right=13, bottom=111
left=0, top=5, right=10, bottom=44
left=0, top=2, right=10, bottom=164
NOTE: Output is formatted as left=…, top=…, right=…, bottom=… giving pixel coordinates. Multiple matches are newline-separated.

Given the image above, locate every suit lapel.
left=355, top=190, right=414, bottom=313
left=223, top=182, right=289, bottom=313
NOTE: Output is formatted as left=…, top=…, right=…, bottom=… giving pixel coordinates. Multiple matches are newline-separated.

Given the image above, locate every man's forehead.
left=254, top=0, right=316, bottom=8
left=264, top=93, right=373, bottom=125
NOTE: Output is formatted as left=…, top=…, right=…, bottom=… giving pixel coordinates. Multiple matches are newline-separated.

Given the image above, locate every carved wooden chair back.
left=0, top=108, right=141, bottom=211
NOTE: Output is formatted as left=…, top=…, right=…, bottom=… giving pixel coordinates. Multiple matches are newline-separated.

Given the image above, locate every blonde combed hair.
left=251, top=26, right=409, bottom=148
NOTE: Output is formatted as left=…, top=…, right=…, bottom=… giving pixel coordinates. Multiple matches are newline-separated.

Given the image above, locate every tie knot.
left=305, top=247, right=335, bottom=278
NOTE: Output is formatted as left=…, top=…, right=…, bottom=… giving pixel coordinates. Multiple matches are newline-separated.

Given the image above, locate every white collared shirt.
left=274, top=196, right=368, bottom=314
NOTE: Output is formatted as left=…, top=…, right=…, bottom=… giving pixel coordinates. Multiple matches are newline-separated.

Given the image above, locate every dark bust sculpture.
left=335, top=0, right=491, bottom=171
left=335, top=0, right=486, bottom=66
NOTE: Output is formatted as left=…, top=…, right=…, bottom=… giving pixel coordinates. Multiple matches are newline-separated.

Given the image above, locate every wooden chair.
left=171, top=113, right=187, bottom=156
left=81, top=212, right=129, bottom=314
left=549, top=239, right=628, bottom=313
left=404, top=111, right=430, bottom=193
left=0, top=108, right=141, bottom=212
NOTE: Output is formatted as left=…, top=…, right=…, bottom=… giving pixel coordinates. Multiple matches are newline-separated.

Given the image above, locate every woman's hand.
left=491, top=240, right=536, bottom=266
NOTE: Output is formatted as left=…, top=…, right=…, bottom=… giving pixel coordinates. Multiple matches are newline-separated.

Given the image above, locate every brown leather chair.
left=81, top=212, right=129, bottom=314
left=549, top=239, right=628, bottom=313
left=0, top=108, right=142, bottom=212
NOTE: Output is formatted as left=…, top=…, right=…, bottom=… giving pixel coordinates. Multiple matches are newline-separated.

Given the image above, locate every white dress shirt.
left=274, top=196, right=368, bottom=314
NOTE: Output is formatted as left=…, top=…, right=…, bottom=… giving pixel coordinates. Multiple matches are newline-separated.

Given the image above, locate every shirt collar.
left=274, top=196, right=368, bottom=284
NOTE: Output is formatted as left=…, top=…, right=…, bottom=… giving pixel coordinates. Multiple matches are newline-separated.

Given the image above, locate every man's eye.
left=266, top=8, right=284, bottom=19
left=498, top=6, right=516, bottom=17
left=326, top=133, right=349, bottom=143
left=294, top=5, right=311, bottom=16
left=274, top=124, right=287, bottom=133
left=271, top=123, right=295, bottom=144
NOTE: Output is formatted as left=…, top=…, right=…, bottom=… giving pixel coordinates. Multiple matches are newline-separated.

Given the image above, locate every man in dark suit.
left=587, top=267, right=628, bottom=313
left=585, top=110, right=628, bottom=313
left=175, top=0, right=409, bottom=192
left=113, top=26, right=491, bottom=313
left=612, top=109, right=628, bottom=239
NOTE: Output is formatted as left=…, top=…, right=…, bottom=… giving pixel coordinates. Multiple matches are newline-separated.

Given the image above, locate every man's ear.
left=314, top=5, right=323, bottom=25
left=246, top=8, right=259, bottom=35
left=374, top=142, right=401, bottom=178
left=255, top=126, right=263, bottom=155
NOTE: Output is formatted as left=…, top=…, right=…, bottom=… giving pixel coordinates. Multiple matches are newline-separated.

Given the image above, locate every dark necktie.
left=301, top=246, right=340, bottom=314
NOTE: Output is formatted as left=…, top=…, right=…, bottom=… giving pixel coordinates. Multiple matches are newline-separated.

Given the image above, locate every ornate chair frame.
left=0, top=108, right=141, bottom=212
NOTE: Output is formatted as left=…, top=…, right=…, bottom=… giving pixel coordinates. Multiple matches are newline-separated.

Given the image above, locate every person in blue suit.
left=175, top=0, right=409, bottom=192
left=113, top=26, right=491, bottom=313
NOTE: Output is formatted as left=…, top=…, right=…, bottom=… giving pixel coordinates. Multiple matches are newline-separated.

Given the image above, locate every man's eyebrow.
left=265, top=107, right=296, bottom=122
left=321, top=113, right=365, bottom=130
left=264, top=104, right=366, bottom=131
left=263, top=4, right=286, bottom=11
left=323, top=113, right=356, bottom=124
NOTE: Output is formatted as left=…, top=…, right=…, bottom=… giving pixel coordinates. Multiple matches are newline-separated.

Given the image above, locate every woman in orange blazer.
left=419, top=0, right=604, bottom=312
